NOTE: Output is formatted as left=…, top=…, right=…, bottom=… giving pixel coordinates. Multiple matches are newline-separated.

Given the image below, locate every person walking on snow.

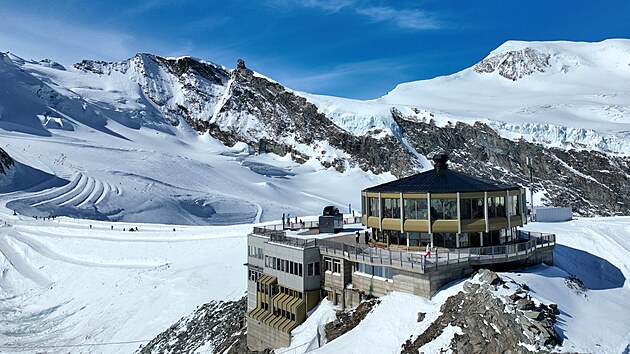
left=425, top=244, right=431, bottom=257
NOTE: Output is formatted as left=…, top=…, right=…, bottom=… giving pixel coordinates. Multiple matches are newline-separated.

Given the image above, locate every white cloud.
left=271, top=1, right=441, bottom=30
left=277, top=58, right=411, bottom=94
left=268, top=0, right=355, bottom=13
left=356, top=6, right=440, bottom=30
left=301, top=0, right=355, bottom=12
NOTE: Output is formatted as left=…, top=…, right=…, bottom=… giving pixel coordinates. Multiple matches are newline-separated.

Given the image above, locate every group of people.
left=355, top=230, right=370, bottom=244
left=284, top=215, right=305, bottom=229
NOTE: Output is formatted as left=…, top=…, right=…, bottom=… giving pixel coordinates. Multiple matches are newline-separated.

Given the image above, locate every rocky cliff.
left=391, top=109, right=630, bottom=215
left=0, top=148, right=14, bottom=176
left=402, top=269, right=561, bottom=354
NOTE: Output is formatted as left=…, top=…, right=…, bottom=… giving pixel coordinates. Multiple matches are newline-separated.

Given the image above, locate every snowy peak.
left=473, top=47, right=551, bottom=80
left=474, top=39, right=630, bottom=80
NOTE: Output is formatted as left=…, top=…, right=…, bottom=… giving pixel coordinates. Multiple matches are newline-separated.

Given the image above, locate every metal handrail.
left=251, top=223, right=554, bottom=273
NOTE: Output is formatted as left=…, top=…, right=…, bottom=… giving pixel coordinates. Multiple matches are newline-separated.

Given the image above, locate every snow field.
left=0, top=217, right=250, bottom=353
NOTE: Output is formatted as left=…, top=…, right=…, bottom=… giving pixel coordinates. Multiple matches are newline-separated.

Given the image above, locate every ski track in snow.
left=8, top=230, right=165, bottom=269
left=26, top=173, right=113, bottom=209
left=0, top=234, right=51, bottom=286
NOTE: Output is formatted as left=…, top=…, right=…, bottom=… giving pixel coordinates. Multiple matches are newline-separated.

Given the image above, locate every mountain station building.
left=246, top=154, right=555, bottom=351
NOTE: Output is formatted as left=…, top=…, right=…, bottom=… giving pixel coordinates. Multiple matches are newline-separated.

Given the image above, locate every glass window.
left=431, top=198, right=457, bottom=220
left=460, top=199, right=471, bottom=219
left=299, top=263, right=303, bottom=277
left=333, top=259, right=341, bottom=273
left=324, top=257, right=332, bottom=271
left=361, top=195, right=366, bottom=216
left=496, top=197, right=506, bottom=217
left=314, top=262, right=320, bottom=275
left=488, top=196, right=506, bottom=218
left=433, top=233, right=457, bottom=248
left=460, top=198, right=484, bottom=219
left=383, top=198, right=400, bottom=218
left=307, top=262, right=314, bottom=276
left=458, top=233, right=469, bottom=247
left=368, top=197, right=379, bottom=217
left=403, top=198, right=428, bottom=220
left=510, top=195, right=520, bottom=216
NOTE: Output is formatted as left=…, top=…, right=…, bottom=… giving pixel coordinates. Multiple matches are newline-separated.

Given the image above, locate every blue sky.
left=1, top=1, right=628, bottom=99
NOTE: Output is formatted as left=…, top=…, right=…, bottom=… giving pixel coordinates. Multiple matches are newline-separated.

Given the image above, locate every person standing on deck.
left=355, top=231, right=360, bottom=243
left=364, top=231, right=369, bottom=244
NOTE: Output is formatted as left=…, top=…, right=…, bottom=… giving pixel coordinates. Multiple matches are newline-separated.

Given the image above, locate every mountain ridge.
left=2, top=39, right=630, bottom=216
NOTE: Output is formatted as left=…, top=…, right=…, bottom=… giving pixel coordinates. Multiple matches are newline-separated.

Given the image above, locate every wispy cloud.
left=0, top=9, right=135, bottom=64
left=267, top=0, right=354, bottom=13
left=276, top=58, right=413, bottom=97
left=356, top=6, right=440, bottom=30
left=270, top=1, right=442, bottom=30
left=299, top=0, right=355, bottom=12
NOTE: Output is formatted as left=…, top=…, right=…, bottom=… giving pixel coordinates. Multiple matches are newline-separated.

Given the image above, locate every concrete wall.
left=325, top=246, right=551, bottom=300
left=247, top=316, right=291, bottom=351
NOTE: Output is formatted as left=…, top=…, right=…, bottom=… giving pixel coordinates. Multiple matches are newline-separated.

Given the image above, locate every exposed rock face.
left=401, top=269, right=561, bottom=354
left=74, top=54, right=630, bottom=216
left=0, top=148, right=14, bottom=175
left=473, top=47, right=551, bottom=80
left=324, top=298, right=380, bottom=343
left=137, top=296, right=270, bottom=354
left=196, top=60, right=419, bottom=176
left=391, top=109, right=630, bottom=216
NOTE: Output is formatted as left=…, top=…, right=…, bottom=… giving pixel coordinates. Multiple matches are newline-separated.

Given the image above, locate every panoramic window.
left=460, top=198, right=484, bottom=219
left=403, top=198, right=428, bottom=220
left=382, top=198, right=400, bottom=218
left=431, top=198, right=457, bottom=219
left=510, top=195, right=520, bottom=216
left=368, top=197, right=379, bottom=217
left=488, top=196, right=506, bottom=218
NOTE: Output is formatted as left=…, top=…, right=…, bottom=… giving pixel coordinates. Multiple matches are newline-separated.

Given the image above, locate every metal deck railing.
left=250, top=223, right=555, bottom=273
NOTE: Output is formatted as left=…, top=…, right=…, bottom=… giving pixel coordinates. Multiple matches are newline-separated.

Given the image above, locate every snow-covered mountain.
left=3, top=39, right=630, bottom=218
left=1, top=40, right=630, bottom=354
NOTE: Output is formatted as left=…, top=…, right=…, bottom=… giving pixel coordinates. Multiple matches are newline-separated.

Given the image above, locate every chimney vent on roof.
left=433, top=154, right=449, bottom=173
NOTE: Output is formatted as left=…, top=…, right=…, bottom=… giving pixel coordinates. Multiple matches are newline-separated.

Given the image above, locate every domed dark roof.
left=364, top=155, right=519, bottom=193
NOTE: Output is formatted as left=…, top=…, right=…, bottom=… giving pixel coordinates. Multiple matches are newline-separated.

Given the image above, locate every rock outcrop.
left=136, top=296, right=270, bottom=354
left=401, top=269, right=561, bottom=354
left=0, top=148, right=14, bottom=175
left=324, top=298, right=380, bottom=343
left=473, top=47, right=551, bottom=80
